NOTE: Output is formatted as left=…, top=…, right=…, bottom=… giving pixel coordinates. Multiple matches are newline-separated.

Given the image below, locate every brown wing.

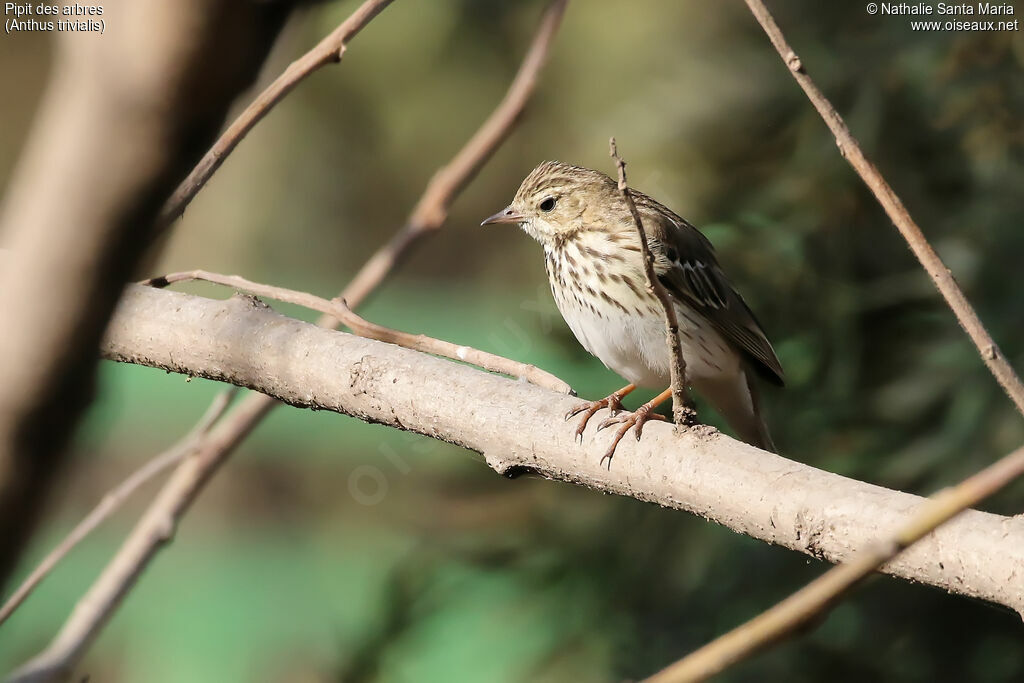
left=636, top=193, right=785, bottom=386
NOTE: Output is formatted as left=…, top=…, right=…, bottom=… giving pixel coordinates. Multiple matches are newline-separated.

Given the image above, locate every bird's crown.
left=514, top=160, right=615, bottom=206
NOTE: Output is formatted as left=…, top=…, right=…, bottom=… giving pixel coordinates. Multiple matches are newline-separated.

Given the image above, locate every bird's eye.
left=539, top=197, right=556, bottom=212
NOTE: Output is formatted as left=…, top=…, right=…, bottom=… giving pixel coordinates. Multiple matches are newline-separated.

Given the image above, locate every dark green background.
left=1, top=1, right=1022, bottom=680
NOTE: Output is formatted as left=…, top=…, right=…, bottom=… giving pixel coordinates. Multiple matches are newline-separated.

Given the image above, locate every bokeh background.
left=2, top=1, right=1024, bottom=680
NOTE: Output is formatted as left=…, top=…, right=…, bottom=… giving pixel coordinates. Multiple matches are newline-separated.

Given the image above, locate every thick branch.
left=633, top=4, right=1024, bottom=679
left=9, top=5, right=570, bottom=678
left=645, top=441, right=1024, bottom=682
left=0, top=0, right=294, bottom=591
left=741, top=0, right=1024, bottom=417
left=98, top=285, right=1024, bottom=614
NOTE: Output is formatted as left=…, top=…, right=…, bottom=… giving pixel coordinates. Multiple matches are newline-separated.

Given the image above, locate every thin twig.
left=608, top=138, right=692, bottom=426
left=159, top=0, right=396, bottom=226
left=10, top=4, right=569, bottom=679
left=143, top=269, right=572, bottom=394
left=0, top=0, right=293, bottom=594
left=741, top=0, right=1024, bottom=417
left=340, top=0, right=568, bottom=308
left=639, top=1, right=1024, bottom=679
left=9, top=393, right=269, bottom=683
left=0, top=391, right=236, bottom=628
left=643, top=443, right=1024, bottom=683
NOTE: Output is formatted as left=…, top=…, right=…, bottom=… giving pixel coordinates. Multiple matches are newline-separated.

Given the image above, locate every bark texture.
left=102, top=284, right=1024, bottom=615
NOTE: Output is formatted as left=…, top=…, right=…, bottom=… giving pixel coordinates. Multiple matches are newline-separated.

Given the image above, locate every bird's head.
left=481, top=160, right=618, bottom=245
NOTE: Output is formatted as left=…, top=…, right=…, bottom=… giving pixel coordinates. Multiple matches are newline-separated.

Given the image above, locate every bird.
left=481, top=160, right=784, bottom=463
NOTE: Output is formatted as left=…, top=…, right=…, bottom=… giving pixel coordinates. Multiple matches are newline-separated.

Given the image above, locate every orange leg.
left=597, top=387, right=672, bottom=469
left=565, top=383, right=636, bottom=442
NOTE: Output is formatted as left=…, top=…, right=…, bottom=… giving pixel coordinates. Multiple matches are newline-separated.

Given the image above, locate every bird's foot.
left=564, top=384, right=636, bottom=443
left=596, top=401, right=667, bottom=469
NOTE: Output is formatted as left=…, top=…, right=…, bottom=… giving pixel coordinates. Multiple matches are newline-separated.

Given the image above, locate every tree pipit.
left=483, top=161, right=784, bottom=464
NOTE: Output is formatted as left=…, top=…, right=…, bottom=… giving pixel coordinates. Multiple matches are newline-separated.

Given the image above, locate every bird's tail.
left=696, top=369, right=776, bottom=453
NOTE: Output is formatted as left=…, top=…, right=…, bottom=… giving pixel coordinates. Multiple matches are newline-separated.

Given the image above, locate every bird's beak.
left=480, top=205, right=524, bottom=226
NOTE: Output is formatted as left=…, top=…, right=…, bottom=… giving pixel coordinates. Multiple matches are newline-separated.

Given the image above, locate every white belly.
left=554, top=289, right=740, bottom=389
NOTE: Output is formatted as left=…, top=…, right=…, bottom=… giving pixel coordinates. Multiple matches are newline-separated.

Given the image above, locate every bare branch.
left=0, top=0, right=294, bottom=590
left=95, top=285, right=1024, bottom=613
left=741, top=0, right=1024, bottom=417
left=10, top=4, right=569, bottom=678
left=0, top=391, right=235, bottom=628
left=633, top=2, right=1024, bottom=679
left=644, top=442, right=1024, bottom=682
left=608, top=139, right=692, bottom=426
left=160, top=0, right=396, bottom=225
left=9, top=389, right=267, bottom=683
left=341, top=0, right=568, bottom=308
left=143, top=270, right=572, bottom=394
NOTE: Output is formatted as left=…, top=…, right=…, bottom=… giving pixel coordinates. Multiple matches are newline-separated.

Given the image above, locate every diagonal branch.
left=635, top=2, right=1024, bottom=680
left=340, top=0, right=568, bottom=307
left=0, top=390, right=236, bottom=628
left=609, top=139, right=692, bottom=426
left=9, top=387, right=266, bottom=683
left=741, top=0, right=1024, bottom=417
left=0, top=0, right=295, bottom=593
left=160, top=0, right=397, bottom=226
left=643, top=441, right=1024, bottom=683
left=94, top=284, right=1024, bottom=616
left=143, top=269, right=572, bottom=394
left=10, top=4, right=569, bottom=679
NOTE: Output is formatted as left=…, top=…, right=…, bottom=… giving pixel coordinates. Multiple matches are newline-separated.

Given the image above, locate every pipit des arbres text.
left=483, top=161, right=784, bottom=463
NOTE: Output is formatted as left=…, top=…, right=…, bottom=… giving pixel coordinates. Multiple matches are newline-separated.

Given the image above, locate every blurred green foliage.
left=1, top=0, right=1023, bottom=680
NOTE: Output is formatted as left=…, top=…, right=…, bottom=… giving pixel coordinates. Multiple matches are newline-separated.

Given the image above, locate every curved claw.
left=564, top=402, right=591, bottom=421
left=599, top=418, right=638, bottom=469
left=598, top=405, right=668, bottom=468
left=634, top=411, right=666, bottom=440
left=565, top=395, right=623, bottom=422
left=565, top=390, right=628, bottom=439
left=597, top=407, right=666, bottom=434
left=596, top=413, right=628, bottom=432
